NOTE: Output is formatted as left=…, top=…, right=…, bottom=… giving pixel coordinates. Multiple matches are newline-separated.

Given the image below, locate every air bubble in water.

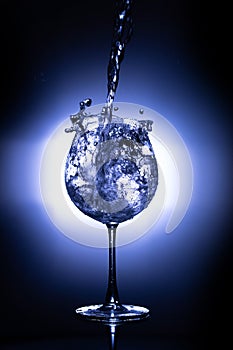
left=65, top=111, right=158, bottom=224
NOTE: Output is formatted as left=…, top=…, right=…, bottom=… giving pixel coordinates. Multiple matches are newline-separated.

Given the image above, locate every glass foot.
left=76, top=303, right=150, bottom=324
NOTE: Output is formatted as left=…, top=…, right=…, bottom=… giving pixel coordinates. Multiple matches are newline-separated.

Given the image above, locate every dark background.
left=0, top=1, right=232, bottom=349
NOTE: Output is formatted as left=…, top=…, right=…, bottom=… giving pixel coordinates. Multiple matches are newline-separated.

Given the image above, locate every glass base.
left=75, top=303, right=150, bottom=324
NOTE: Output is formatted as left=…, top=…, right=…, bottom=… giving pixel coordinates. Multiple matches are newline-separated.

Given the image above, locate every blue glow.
left=1, top=49, right=231, bottom=318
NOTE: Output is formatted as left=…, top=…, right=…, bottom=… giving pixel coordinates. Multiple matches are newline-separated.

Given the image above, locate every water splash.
left=106, top=0, right=133, bottom=108
left=64, top=1, right=158, bottom=226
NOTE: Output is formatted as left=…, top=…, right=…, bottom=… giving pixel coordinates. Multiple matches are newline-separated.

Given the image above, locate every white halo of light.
left=39, top=102, right=193, bottom=247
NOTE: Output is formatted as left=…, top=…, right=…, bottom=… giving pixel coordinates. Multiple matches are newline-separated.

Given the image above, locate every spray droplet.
left=139, top=109, right=144, bottom=115
left=114, top=106, right=119, bottom=111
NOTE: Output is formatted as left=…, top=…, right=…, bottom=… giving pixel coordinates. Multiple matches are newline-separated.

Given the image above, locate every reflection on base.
left=76, top=303, right=150, bottom=349
left=76, top=303, right=149, bottom=324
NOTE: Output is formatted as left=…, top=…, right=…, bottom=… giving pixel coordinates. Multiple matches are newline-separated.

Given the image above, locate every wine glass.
left=64, top=99, right=158, bottom=324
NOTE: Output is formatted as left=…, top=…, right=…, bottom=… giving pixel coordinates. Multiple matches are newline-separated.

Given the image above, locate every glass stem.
left=105, top=223, right=120, bottom=305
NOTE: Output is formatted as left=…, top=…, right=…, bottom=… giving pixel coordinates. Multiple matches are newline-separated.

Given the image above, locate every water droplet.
left=139, top=109, right=144, bottom=115
left=114, top=106, right=119, bottom=111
